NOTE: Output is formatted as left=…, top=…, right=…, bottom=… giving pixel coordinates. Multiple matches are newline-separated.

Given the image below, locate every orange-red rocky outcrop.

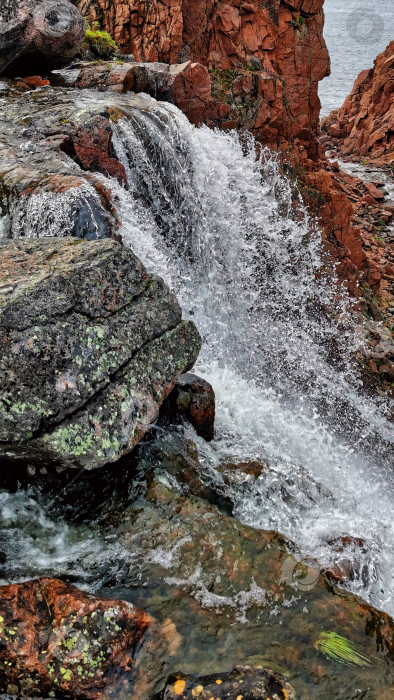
left=73, top=0, right=330, bottom=150
left=322, top=41, right=394, bottom=166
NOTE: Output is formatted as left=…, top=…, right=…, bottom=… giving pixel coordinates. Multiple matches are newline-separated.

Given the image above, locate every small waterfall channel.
left=1, top=95, right=393, bottom=620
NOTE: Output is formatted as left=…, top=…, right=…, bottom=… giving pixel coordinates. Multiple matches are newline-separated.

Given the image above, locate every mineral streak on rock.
left=0, top=577, right=152, bottom=698
left=0, top=0, right=85, bottom=75
left=0, top=238, right=201, bottom=469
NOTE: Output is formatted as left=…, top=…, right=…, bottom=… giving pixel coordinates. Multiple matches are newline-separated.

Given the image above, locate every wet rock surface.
left=0, top=577, right=152, bottom=698
left=162, top=666, right=296, bottom=699
left=1, top=430, right=394, bottom=698
left=0, top=80, right=134, bottom=241
left=101, top=480, right=394, bottom=698
left=0, top=75, right=210, bottom=241
left=0, top=0, right=85, bottom=76
left=164, top=373, right=215, bottom=441
left=74, top=60, right=212, bottom=126
left=0, top=238, right=201, bottom=469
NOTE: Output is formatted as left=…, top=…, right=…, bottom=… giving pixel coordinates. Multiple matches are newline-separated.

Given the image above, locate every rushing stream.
left=1, top=94, right=393, bottom=628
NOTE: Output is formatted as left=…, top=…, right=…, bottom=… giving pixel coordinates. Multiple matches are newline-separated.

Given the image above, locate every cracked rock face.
left=0, top=0, right=85, bottom=76
left=73, top=0, right=329, bottom=147
left=0, top=238, right=201, bottom=470
left=322, top=40, right=394, bottom=166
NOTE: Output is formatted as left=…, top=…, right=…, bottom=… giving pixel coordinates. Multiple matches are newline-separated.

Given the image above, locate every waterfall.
left=109, top=99, right=394, bottom=614
left=1, top=95, right=393, bottom=616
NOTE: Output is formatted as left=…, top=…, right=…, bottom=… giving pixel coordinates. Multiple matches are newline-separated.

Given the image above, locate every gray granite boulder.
left=0, top=238, right=201, bottom=469
left=0, top=0, right=85, bottom=75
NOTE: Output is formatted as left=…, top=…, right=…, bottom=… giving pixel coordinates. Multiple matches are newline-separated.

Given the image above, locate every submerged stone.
left=162, top=667, right=296, bottom=700
left=106, top=482, right=394, bottom=698
left=0, top=238, right=201, bottom=470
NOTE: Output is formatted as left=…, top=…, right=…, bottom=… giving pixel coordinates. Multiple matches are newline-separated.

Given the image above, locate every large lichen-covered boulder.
left=0, top=238, right=201, bottom=470
left=0, top=0, right=85, bottom=76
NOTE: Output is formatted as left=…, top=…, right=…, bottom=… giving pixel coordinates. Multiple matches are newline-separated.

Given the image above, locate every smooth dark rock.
left=0, top=238, right=201, bottom=470
left=0, top=0, right=85, bottom=76
left=162, top=667, right=296, bottom=699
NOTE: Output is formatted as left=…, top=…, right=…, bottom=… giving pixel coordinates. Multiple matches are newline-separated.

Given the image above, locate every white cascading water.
left=1, top=95, right=393, bottom=616
left=110, top=99, right=394, bottom=613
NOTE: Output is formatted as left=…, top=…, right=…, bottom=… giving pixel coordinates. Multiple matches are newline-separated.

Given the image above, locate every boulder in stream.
left=0, top=238, right=201, bottom=470
left=164, top=373, right=215, bottom=441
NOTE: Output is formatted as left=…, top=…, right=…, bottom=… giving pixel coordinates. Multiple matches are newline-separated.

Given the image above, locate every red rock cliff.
left=322, top=41, right=394, bottom=166
left=73, top=0, right=330, bottom=149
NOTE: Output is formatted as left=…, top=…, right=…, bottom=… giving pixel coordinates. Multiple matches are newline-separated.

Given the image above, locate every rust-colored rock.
left=23, top=75, right=50, bottom=88
left=72, top=114, right=127, bottom=184
left=322, top=41, right=394, bottom=165
left=0, top=577, right=152, bottom=698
